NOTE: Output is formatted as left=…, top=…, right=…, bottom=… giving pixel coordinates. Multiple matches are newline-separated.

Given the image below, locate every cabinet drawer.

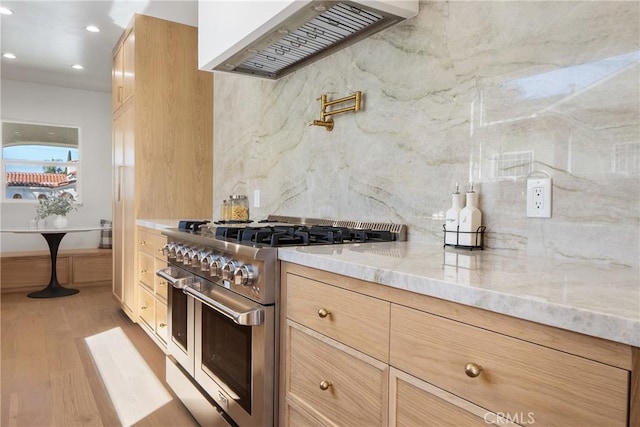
left=390, top=305, right=628, bottom=426
left=286, top=273, right=390, bottom=362
left=154, top=259, right=168, bottom=301
left=138, top=286, right=155, bottom=328
left=286, top=322, right=388, bottom=427
left=138, top=229, right=166, bottom=257
left=138, top=251, right=154, bottom=289
left=390, top=368, right=518, bottom=427
left=155, top=300, right=168, bottom=344
left=285, top=399, right=325, bottom=427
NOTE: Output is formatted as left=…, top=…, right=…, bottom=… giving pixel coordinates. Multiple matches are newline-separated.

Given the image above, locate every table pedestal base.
left=27, top=232, right=79, bottom=299
left=28, top=286, right=79, bottom=298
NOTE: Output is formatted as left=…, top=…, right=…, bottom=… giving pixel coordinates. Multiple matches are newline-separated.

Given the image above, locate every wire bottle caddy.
left=442, top=224, right=486, bottom=250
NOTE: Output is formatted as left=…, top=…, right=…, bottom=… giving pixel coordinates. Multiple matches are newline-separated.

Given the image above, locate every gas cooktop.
left=176, top=215, right=407, bottom=248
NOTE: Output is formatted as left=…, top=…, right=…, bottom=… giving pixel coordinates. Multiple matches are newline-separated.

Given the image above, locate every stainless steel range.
left=156, top=215, right=407, bottom=427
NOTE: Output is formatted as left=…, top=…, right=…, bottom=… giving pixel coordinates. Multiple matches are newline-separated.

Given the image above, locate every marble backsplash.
left=212, top=1, right=640, bottom=267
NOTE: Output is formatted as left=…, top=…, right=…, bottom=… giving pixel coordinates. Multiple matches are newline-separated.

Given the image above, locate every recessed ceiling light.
left=312, top=5, right=327, bottom=12
left=3, top=53, right=16, bottom=59
left=71, top=64, right=84, bottom=70
left=0, top=7, right=13, bottom=15
left=86, top=25, right=100, bottom=33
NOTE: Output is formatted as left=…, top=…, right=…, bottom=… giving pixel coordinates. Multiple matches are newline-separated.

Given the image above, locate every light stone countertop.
left=277, top=241, right=640, bottom=348
left=136, top=219, right=183, bottom=230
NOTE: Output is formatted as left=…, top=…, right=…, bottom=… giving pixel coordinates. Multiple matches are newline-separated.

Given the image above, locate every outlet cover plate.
left=527, top=177, right=552, bottom=218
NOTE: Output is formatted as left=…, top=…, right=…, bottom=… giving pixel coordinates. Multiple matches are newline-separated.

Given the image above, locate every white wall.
left=0, top=79, right=112, bottom=251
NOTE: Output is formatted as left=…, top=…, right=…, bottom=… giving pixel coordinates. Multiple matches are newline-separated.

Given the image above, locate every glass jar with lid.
left=229, top=194, right=249, bottom=222
left=220, top=199, right=230, bottom=221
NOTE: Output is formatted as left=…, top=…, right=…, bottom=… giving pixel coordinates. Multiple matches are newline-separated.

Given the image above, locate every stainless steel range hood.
left=198, top=1, right=418, bottom=79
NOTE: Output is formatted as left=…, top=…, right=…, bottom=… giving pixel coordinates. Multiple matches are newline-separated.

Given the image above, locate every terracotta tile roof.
left=6, top=172, right=69, bottom=187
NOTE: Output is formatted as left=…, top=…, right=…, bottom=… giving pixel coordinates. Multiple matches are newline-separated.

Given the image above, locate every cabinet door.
left=389, top=368, right=520, bottom=427
left=112, top=109, right=125, bottom=305
left=112, top=30, right=134, bottom=112
left=112, top=103, right=135, bottom=319
left=122, top=30, right=135, bottom=102
left=112, top=44, right=123, bottom=112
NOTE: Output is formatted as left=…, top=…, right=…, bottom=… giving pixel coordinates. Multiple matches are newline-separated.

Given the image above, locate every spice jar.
left=229, top=194, right=249, bottom=222
left=220, top=199, right=229, bottom=221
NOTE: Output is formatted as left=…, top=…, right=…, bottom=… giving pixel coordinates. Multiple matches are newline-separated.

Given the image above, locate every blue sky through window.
left=3, top=145, right=79, bottom=172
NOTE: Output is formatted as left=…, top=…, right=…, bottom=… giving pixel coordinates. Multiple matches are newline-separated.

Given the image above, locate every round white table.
left=1, top=226, right=102, bottom=298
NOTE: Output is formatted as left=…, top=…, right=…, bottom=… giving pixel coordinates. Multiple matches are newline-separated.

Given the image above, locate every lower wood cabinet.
left=1, top=249, right=112, bottom=293
left=136, top=226, right=168, bottom=350
left=390, top=304, right=628, bottom=426
left=285, top=322, right=388, bottom=427
left=280, top=262, right=638, bottom=427
left=389, top=368, right=514, bottom=426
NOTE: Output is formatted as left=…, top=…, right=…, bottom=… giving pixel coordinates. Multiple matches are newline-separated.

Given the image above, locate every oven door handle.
left=156, top=267, right=191, bottom=289
left=182, top=286, right=264, bottom=326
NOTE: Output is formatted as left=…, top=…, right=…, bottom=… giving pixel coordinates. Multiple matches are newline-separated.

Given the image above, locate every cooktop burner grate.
left=213, top=224, right=398, bottom=247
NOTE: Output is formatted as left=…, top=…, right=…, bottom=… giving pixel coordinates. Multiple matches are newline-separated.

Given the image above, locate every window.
left=1, top=121, right=80, bottom=201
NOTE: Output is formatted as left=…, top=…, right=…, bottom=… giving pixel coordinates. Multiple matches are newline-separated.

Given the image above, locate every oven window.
left=171, top=286, right=188, bottom=351
left=202, top=306, right=252, bottom=414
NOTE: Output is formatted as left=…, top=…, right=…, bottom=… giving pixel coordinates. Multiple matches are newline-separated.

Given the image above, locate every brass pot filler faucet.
left=310, top=91, right=362, bottom=131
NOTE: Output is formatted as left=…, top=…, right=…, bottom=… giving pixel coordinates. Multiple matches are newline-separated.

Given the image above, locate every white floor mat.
left=85, top=327, right=172, bottom=427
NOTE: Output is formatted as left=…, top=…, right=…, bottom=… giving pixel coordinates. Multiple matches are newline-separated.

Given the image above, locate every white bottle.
left=444, top=184, right=463, bottom=245
left=458, top=183, right=482, bottom=247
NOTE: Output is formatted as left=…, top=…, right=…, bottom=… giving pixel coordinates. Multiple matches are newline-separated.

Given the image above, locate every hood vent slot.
left=224, top=2, right=408, bottom=79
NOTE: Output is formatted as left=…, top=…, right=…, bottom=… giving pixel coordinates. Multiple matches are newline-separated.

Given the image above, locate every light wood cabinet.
left=280, top=262, right=639, bottom=427
left=389, top=367, right=517, bottom=426
left=282, top=269, right=390, bottom=426
left=390, top=304, right=628, bottom=426
left=136, top=226, right=170, bottom=348
left=112, top=101, right=135, bottom=319
left=111, top=14, right=213, bottom=325
left=111, top=29, right=134, bottom=112
left=1, top=249, right=111, bottom=293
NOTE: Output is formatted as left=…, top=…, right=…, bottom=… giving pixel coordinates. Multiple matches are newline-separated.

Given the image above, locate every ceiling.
left=0, top=0, right=198, bottom=93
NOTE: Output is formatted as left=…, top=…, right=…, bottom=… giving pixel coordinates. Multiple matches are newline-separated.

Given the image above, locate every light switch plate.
left=527, top=177, right=552, bottom=218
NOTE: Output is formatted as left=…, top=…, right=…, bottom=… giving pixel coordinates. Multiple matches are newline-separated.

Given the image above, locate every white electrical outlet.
left=253, top=189, right=261, bottom=208
left=527, top=177, right=552, bottom=218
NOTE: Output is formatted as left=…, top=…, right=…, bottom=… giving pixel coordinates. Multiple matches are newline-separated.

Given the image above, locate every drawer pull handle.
left=159, top=323, right=166, bottom=328
left=141, top=269, right=147, bottom=275
left=141, top=305, right=148, bottom=310
left=159, top=281, right=167, bottom=286
left=317, top=308, right=331, bottom=318
left=319, top=380, right=332, bottom=391
left=465, top=363, right=483, bottom=378
left=140, top=241, right=147, bottom=246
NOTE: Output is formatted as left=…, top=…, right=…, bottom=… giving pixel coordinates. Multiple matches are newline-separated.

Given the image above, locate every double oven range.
left=156, top=216, right=407, bottom=426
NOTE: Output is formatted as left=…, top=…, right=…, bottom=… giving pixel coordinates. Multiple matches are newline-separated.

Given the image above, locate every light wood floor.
left=1, top=285, right=198, bottom=427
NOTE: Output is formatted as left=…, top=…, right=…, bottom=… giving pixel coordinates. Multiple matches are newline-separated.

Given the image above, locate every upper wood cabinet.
left=111, top=14, right=213, bottom=324
left=112, top=29, right=135, bottom=112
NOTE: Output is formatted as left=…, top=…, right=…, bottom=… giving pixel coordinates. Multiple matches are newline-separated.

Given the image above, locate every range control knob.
left=183, top=249, right=194, bottom=266
left=234, top=265, right=255, bottom=287
left=221, top=260, right=238, bottom=281
left=165, top=242, right=179, bottom=259
left=175, top=245, right=189, bottom=263
left=193, top=251, right=209, bottom=268
left=210, top=257, right=228, bottom=279
left=200, top=253, right=215, bottom=271
left=184, top=248, right=201, bottom=266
